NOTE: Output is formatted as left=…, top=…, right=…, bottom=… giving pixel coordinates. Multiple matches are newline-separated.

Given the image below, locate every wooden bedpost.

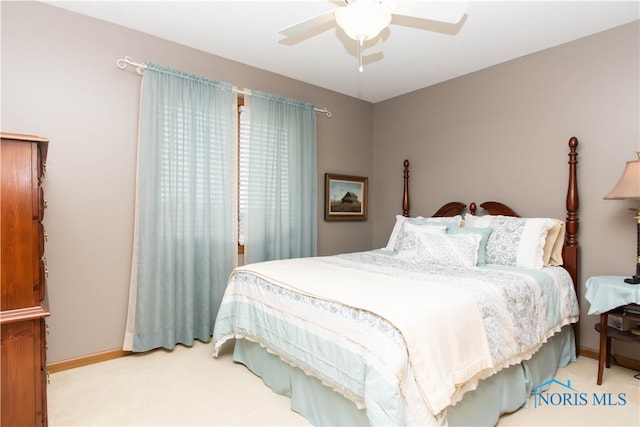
left=564, top=136, right=580, bottom=356
left=564, top=137, right=579, bottom=286
left=403, top=159, right=410, bottom=217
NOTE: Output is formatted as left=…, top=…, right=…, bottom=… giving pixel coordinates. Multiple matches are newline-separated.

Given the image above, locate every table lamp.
left=604, top=152, right=640, bottom=284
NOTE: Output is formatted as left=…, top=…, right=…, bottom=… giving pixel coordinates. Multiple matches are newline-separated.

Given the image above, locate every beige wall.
left=371, top=21, right=640, bottom=355
left=1, top=1, right=373, bottom=363
left=2, top=1, right=638, bottom=363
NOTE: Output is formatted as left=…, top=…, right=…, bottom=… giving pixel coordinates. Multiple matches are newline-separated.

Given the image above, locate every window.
left=238, top=92, right=317, bottom=261
left=156, top=95, right=232, bottom=238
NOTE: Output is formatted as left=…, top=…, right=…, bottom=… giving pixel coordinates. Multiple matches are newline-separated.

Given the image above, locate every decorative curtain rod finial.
left=116, top=56, right=145, bottom=75
left=315, top=107, right=332, bottom=118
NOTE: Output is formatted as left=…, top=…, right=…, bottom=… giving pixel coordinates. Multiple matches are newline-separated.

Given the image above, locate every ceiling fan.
left=279, top=0, right=469, bottom=72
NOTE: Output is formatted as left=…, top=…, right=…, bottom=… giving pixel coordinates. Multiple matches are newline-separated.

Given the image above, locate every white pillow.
left=463, top=214, right=555, bottom=269
left=414, top=232, right=482, bottom=267
left=385, top=215, right=409, bottom=250
left=414, top=215, right=463, bottom=226
left=385, top=214, right=462, bottom=251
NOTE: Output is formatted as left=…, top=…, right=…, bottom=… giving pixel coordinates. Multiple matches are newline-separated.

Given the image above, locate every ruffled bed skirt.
left=230, top=325, right=576, bottom=426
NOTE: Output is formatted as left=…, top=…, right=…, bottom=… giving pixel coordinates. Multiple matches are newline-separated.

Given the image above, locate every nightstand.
left=585, top=275, right=640, bottom=385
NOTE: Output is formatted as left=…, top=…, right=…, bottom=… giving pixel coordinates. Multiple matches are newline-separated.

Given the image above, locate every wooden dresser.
left=1, top=132, right=50, bottom=427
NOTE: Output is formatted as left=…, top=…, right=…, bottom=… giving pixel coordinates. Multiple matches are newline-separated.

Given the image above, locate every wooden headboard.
left=401, top=137, right=580, bottom=351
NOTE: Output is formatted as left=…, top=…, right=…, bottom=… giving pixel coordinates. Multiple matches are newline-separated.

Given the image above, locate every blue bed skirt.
left=231, top=325, right=576, bottom=426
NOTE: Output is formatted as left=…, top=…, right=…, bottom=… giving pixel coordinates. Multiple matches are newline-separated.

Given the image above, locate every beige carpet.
left=48, top=340, right=639, bottom=426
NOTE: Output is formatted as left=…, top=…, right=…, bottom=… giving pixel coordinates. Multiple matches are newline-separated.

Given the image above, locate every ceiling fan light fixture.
left=334, top=1, right=392, bottom=41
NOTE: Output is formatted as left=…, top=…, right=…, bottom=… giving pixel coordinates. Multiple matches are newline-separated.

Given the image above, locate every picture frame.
left=324, top=173, right=368, bottom=221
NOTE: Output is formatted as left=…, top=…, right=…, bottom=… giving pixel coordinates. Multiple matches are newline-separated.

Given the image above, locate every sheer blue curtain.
left=244, top=91, right=317, bottom=263
left=123, top=63, right=235, bottom=352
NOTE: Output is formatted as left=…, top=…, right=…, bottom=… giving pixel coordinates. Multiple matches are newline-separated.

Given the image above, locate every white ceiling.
left=43, top=1, right=639, bottom=103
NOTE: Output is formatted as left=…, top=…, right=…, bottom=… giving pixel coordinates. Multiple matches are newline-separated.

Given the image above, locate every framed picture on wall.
left=325, top=173, right=368, bottom=221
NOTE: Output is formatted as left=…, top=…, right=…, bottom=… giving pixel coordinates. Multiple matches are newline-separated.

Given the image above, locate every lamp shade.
left=335, top=1, right=392, bottom=41
left=604, top=159, right=640, bottom=200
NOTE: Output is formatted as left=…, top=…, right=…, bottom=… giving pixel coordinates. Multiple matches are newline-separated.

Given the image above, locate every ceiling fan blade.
left=278, top=9, right=337, bottom=38
left=392, top=1, right=468, bottom=24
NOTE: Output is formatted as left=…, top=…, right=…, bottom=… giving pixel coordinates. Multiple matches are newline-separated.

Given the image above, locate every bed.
left=213, top=137, right=581, bottom=426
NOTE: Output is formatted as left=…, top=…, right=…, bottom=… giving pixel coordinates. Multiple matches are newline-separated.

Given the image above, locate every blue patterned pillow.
left=414, top=233, right=482, bottom=267
left=447, top=225, right=493, bottom=266
left=395, top=223, right=448, bottom=253
left=463, top=214, right=554, bottom=268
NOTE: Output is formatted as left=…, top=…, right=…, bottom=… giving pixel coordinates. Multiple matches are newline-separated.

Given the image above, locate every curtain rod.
left=116, top=56, right=332, bottom=118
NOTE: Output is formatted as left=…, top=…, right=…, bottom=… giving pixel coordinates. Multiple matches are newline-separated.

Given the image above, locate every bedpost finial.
left=403, top=159, right=410, bottom=217
left=470, top=202, right=477, bottom=215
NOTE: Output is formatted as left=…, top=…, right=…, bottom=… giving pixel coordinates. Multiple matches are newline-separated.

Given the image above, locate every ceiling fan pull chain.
left=358, top=36, right=364, bottom=73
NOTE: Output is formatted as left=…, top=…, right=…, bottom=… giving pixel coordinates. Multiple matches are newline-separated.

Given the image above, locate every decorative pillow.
left=385, top=214, right=462, bottom=251
left=447, top=225, right=493, bottom=266
left=463, top=214, right=555, bottom=269
left=395, top=222, right=448, bottom=254
left=414, top=233, right=482, bottom=267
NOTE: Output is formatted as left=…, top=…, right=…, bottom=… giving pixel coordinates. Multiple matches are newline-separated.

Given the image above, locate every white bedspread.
left=213, top=250, right=579, bottom=425
left=237, top=257, right=493, bottom=416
